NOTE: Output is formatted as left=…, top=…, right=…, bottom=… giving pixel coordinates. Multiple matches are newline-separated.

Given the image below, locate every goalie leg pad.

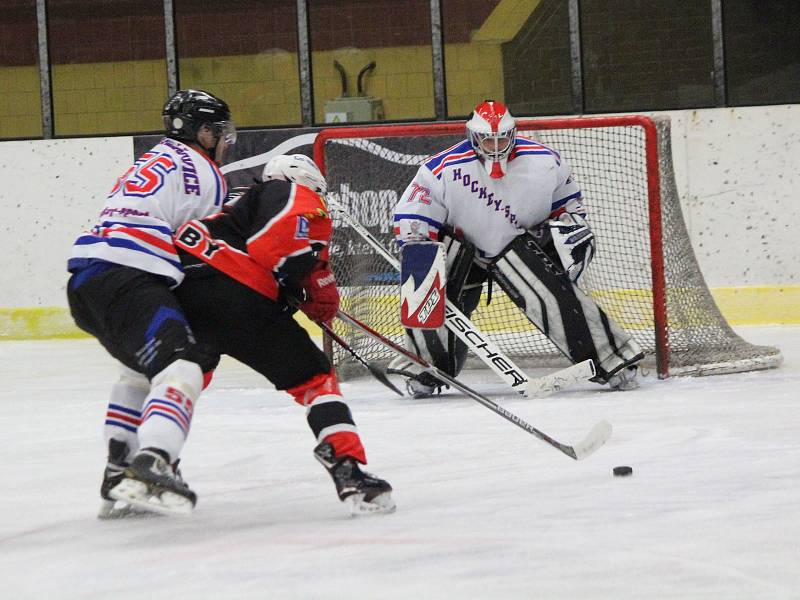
left=490, top=233, right=643, bottom=383
left=404, top=280, right=482, bottom=379
left=400, top=242, right=447, bottom=329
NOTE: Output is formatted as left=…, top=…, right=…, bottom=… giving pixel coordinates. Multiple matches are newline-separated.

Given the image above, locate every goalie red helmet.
left=466, top=100, right=517, bottom=179
left=262, top=154, right=328, bottom=194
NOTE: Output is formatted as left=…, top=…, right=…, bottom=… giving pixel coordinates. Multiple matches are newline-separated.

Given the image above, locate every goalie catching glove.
left=548, top=212, right=595, bottom=284
left=299, top=265, right=340, bottom=322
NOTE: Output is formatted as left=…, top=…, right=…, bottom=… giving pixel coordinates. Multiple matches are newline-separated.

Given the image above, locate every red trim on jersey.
left=109, top=226, right=177, bottom=255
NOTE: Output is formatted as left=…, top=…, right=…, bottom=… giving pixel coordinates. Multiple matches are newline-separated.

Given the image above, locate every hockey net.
left=314, top=115, right=781, bottom=378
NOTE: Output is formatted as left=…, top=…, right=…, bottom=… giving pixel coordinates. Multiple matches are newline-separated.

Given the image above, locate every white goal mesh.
left=315, top=116, right=782, bottom=378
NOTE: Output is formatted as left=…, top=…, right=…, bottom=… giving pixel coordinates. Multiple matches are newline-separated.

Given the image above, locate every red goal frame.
left=313, top=116, right=669, bottom=377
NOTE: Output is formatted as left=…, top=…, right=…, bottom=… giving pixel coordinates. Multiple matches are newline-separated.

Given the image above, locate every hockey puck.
left=613, top=466, right=633, bottom=477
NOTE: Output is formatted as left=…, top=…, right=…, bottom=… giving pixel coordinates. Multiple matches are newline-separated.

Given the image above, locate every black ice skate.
left=313, top=441, right=395, bottom=516
left=405, top=371, right=447, bottom=398
left=97, top=439, right=152, bottom=519
left=109, top=448, right=196, bottom=516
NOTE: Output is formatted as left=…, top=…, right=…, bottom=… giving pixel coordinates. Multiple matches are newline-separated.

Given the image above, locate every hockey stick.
left=286, top=295, right=404, bottom=397
left=327, top=197, right=593, bottom=397
left=335, top=308, right=612, bottom=461
left=318, top=319, right=404, bottom=397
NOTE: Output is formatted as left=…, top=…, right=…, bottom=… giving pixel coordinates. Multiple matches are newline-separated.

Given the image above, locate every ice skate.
left=405, top=371, right=447, bottom=399
left=109, top=448, right=196, bottom=516
left=607, top=364, right=639, bottom=391
left=313, top=441, right=395, bottom=516
left=97, top=439, right=151, bottom=519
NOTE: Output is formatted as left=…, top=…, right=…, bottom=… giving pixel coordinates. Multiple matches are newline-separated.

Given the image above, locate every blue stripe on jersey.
left=515, top=149, right=553, bottom=156
left=210, top=165, right=224, bottom=206
left=100, top=221, right=173, bottom=235
left=393, top=213, right=443, bottom=229
left=431, top=155, right=479, bottom=179
left=73, top=234, right=182, bottom=270
left=424, top=140, right=473, bottom=171
left=551, top=191, right=582, bottom=211
left=515, top=137, right=561, bottom=164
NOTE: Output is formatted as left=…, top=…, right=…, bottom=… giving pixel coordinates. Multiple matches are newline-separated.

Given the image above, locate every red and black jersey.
left=174, top=180, right=332, bottom=300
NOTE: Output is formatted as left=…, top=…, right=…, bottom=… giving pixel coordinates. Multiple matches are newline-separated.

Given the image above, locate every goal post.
left=313, top=115, right=782, bottom=379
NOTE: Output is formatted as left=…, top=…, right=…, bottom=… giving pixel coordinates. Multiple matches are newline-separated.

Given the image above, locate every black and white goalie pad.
left=489, top=232, right=643, bottom=384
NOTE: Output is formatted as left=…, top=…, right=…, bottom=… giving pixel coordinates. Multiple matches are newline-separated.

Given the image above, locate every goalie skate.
left=109, top=449, right=197, bottom=516
left=606, top=365, right=640, bottom=391
left=314, top=441, right=396, bottom=516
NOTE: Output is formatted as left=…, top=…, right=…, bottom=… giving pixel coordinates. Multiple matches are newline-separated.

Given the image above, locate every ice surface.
left=1, top=327, right=798, bottom=599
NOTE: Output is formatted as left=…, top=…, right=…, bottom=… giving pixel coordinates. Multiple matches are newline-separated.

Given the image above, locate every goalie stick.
left=335, top=308, right=612, bottom=461
left=327, top=197, right=593, bottom=397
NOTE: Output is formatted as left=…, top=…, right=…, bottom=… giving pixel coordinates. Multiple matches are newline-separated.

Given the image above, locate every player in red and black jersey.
left=171, top=154, right=394, bottom=516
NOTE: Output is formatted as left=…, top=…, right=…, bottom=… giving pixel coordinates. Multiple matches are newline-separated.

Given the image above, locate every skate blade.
left=109, top=478, right=194, bottom=517
left=344, top=492, right=396, bottom=517
left=98, top=498, right=162, bottom=520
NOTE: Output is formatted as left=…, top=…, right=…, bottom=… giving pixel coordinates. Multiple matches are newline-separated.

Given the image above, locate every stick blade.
left=525, top=359, right=596, bottom=398
left=367, top=362, right=405, bottom=397
left=569, top=420, right=613, bottom=460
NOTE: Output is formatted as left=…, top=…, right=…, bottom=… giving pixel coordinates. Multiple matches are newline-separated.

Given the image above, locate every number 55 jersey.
left=67, top=137, right=227, bottom=286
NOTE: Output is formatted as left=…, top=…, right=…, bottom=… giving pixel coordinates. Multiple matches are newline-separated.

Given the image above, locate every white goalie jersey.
left=392, top=137, right=585, bottom=260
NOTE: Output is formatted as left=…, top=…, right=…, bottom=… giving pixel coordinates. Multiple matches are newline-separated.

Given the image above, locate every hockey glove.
left=548, top=212, right=595, bottom=284
left=300, top=266, right=340, bottom=323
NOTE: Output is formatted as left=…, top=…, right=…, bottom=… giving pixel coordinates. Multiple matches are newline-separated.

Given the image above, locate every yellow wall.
left=52, top=60, right=167, bottom=135
left=0, top=41, right=505, bottom=138
left=0, top=65, right=42, bottom=138
left=445, top=43, right=505, bottom=116
left=180, top=51, right=301, bottom=127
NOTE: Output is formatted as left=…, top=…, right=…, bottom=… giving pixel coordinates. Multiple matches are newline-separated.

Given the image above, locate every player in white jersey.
left=66, top=89, right=237, bottom=516
left=393, top=100, right=643, bottom=397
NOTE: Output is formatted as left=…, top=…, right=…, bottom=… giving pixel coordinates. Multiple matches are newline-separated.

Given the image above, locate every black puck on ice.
left=613, top=466, right=633, bottom=477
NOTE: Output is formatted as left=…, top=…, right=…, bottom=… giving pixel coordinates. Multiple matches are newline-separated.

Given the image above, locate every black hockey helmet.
left=162, top=89, right=236, bottom=146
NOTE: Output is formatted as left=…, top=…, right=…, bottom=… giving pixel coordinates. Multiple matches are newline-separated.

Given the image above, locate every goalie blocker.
left=490, top=231, right=643, bottom=384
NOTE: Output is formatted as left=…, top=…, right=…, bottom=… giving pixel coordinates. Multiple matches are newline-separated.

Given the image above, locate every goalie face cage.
left=314, top=115, right=782, bottom=379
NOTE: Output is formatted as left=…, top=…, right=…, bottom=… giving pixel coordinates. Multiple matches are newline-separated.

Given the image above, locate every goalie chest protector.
left=400, top=241, right=447, bottom=329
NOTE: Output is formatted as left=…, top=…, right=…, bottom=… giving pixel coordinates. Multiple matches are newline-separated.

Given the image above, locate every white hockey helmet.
left=261, top=153, right=327, bottom=194
left=466, top=100, right=517, bottom=179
